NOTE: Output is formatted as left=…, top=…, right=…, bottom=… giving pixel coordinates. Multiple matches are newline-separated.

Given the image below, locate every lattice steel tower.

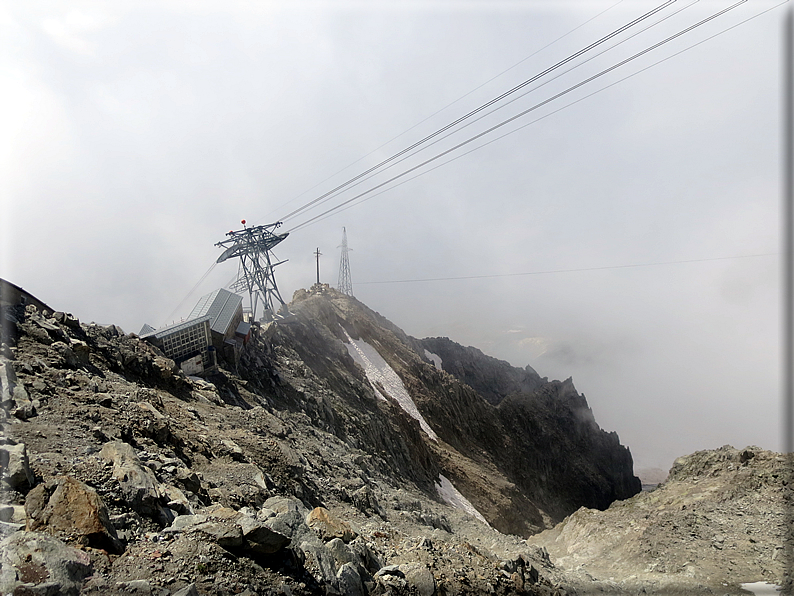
left=216, top=220, right=289, bottom=320
left=337, top=227, right=353, bottom=296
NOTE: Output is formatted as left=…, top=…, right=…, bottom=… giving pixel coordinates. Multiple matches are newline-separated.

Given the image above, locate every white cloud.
left=41, top=10, right=115, bottom=56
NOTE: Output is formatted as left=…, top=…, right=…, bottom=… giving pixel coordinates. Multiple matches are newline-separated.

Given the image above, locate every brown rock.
left=306, top=507, right=357, bottom=543
left=26, top=476, right=122, bottom=553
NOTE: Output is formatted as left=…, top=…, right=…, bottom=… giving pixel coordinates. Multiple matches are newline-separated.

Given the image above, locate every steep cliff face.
left=419, top=337, right=639, bottom=520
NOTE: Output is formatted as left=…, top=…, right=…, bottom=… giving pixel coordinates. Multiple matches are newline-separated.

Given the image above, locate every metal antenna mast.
left=337, top=227, right=353, bottom=296
left=314, top=248, right=322, bottom=285
left=216, top=220, right=289, bottom=320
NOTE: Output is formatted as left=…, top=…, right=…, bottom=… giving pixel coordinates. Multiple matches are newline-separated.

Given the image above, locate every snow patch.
left=435, top=474, right=490, bottom=527
left=343, top=327, right=438, bottom=441
left=741, top=582, right=781, bottom=595
left=424, top=349, right=443, bottom=371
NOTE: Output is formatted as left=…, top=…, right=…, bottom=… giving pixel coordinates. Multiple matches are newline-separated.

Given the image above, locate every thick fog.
left=1, top=1, right=783, bottom=471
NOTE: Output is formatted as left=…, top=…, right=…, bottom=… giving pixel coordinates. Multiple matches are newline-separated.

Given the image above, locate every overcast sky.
left=1, top=0, right=784, bottom=470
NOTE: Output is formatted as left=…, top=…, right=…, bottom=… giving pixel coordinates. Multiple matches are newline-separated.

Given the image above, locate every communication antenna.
left=216, top=220, right=289, bottom=320
left=337, top=227, right=353, bottom=296
left=314, top=248, right=322, bottom=285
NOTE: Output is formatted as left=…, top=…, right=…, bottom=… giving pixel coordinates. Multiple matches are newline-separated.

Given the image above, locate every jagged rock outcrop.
left=420, top=336, right=545, bottom=405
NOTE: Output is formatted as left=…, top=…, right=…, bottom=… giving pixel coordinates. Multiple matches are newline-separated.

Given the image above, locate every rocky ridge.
left=528, top=445, right=790, bottom=594
left=0, top=284, right=641, bottom=595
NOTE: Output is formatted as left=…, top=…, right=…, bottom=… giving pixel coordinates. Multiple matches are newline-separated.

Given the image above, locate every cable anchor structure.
left=216, top=220, right=289, bottom=321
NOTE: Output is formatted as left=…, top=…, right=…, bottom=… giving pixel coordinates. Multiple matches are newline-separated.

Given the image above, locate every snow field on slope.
left=436, top=474, right=491, bottom=527
left=740, top=582, right=782, bottom=595
left=342, top=327, right=438, bottom=441
left=424, top=349, right=443, bottom=371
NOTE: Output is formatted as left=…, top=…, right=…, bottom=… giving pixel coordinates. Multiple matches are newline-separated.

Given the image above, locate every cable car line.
left=295, top=0, right=787, bottom=232
left=277, top=0, right=677, bottom=223
left=162, top=261, right=218, bottom=326
left=355, top=253, right=779, bottom=286
left=283, top=0, right=703, bottom=225
left=255, top=0, right=627, bottom=226
left=286, top=0, right=749, bottom=233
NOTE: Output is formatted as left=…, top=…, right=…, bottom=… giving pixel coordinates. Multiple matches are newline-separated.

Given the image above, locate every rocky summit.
left=0, top=282, right=784, bottom=595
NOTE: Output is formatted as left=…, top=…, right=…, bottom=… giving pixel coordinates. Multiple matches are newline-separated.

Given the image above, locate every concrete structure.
left=140, top=316, right=213, bottom=374
left=141, top=288, right=248, bottom=374
left=139, top=288, right=251, bottom=374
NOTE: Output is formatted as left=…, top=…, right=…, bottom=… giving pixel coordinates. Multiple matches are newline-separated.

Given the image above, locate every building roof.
left=139, top=323, right=156, bottom=336
left=1, top=278, right=55, bottom=312
left=140, top=315, right=211, bottom=340
left=188, top=288, right=243, bottom=335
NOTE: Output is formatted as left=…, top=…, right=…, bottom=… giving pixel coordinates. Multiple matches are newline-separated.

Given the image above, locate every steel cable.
left=286, top=0, right=749, bottom=233
left=278, top=0, right=677, bottom=223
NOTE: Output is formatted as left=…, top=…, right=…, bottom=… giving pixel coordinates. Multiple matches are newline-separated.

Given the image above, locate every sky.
left=0, top=0, right=785, bottom=470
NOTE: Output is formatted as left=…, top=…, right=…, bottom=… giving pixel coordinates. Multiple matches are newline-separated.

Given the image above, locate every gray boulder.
left=0, top=531, right=93, bottom=596
left=175, top=468, right=202, bottom=493
left=100, top=441, right=169, bottom=522
left=263, top=508, right=314, bottom=546
left=336, top=562, right=365, bottom=596
left=0, top=442, right=34, bottom=489
left=163, top=514, right=208, bottom=533
left=348, top=538, right=383, bottom=574
left=0, top=356, right=17, bottom=403
left=69, top=340, right=91, bottom=366
left=162, top=484, right=192, bottom=515
left=263, top=496, right=307, bottom=515
left=237, top=513, right=290, bottom=554
left=299, top=540, right=338, bottom=587
left=0, top=504, right=25, bottom=524
left=192, top=520, right=243, bottom=549
left=325, top=537, right=357, bottom=569
left=400, top=563, right=436, bottom=596
left=173, top=584, right=199, bottom=596
left=375, top=565, right=407, bottom=590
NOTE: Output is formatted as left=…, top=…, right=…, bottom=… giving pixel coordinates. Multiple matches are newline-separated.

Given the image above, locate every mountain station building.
left=140, top=288, right=250, bottom=375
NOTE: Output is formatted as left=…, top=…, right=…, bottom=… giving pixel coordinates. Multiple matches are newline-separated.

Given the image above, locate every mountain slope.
left=279, top=287, right=640, bottom=528
left=0, top=282, right=640, bottom=596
